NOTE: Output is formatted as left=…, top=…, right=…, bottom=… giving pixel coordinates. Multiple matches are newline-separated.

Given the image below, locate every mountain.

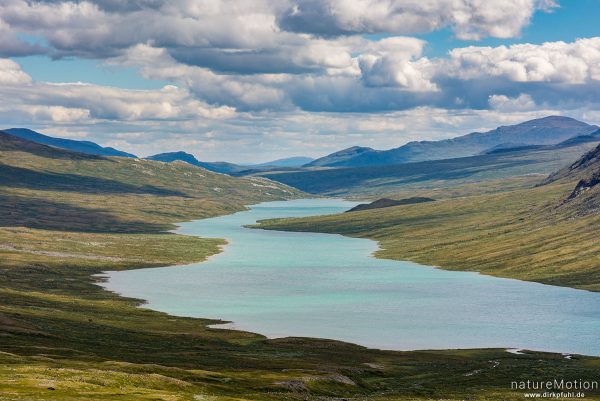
left=0, top=130, right=103, bottom=160
left=0, top=132, right=301, bottom=232
left=554, top=128, right=600, bottom=147
left=262, top=136, right=600, bottom=195
left=545, top=142, right=600, bottom=184
left=543, top=143, right=600, bottom=215
left=4, top=128, right=137, bottom=158
left=253, top=156, right=314, bottom=168
left=306, top=146, right=374, bottom=167
left=145, top=151, right=244, bottom=174
left=310, top=116, right=598, bottom=168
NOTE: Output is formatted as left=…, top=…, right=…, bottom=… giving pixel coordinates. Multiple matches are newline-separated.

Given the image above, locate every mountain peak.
left=306, top=146, right=375, bottom=167
left=506, top=115, right=592, bottom=129
left=310, top=116, right=598, bottom=168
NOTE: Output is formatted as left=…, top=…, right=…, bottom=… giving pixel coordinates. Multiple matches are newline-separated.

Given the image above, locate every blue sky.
left=1, top=0, right=600, bottom=162
left=421, top=0, right=600, bottom=56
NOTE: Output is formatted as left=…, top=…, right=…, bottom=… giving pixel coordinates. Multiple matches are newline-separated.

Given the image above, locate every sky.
left=1, top=0, right=600, bottom=163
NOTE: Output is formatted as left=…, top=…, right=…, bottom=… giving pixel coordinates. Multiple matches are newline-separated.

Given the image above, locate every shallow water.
left=102, top=198, right=600, bottom=355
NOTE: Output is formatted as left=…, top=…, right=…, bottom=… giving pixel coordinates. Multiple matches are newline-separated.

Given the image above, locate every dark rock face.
left=546, top=143, right=600, bottom=213
left=568, top=171, right=600, bottom=200
left=567, top=143, right=600, bottom=172
left=347, top=197, right=435, bottom=212
left=544, top=143, right=600, bottom=184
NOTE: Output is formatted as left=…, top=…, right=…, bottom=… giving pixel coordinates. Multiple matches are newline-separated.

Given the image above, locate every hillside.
left=0, top=131, right=300, bottom=232
left=4, top=128, right=137, bottom=158
left=3, top=132, right=600, bottom=400
left=4, top=132, right=592, bottom=401
left=309, top=116, right=598, bottom=168
left=545, top=143, right=600, bottom=184
left=543, top=143, right=600, bottom=215
left=257, top=176, right=600, bottom=291
left=145, top=150, right=245, bottom=174
left=306, top=146, right=375, bottom=167
left=262, top=137, right=600, bottom=196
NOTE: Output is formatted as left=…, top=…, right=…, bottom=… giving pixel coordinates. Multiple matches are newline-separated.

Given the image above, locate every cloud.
left=357, top=37, right=437, bottom=91
left=0, top=19, right=46, bottom=57
left=112, top=37, right=600, bottom=113
left=0, top=58, right=235, bottom=123
left=1, top=0, right=282, bottom=57
left=0, top=0, right=557, bottom=67
left=278, top=0, right=557, bottom=40
left=4, top=55, right=600, bottom=164
left=444, top=38, right=600, bottom=83
left=488, top=94, right=537, bottom=112
left=6, top=0, right=600, bottom=163
left=0, top=58, right=32, bottom=84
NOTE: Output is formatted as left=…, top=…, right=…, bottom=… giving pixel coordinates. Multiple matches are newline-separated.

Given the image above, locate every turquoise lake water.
left=102, top=199, right=600, bottom=355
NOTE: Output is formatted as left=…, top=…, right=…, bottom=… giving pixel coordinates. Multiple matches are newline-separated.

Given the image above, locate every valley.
left=3, top=3, right=600, bottom=400
left=2, top=117, right=600, bottom=400
left=257, top=129, right=600, bottom=292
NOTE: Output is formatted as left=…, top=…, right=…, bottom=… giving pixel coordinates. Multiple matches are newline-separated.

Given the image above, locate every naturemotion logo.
left=512, top=378, right=598, bottom=399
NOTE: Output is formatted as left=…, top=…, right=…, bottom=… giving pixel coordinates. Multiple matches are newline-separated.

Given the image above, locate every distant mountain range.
left=145, top=151, right=244, bottom=174
left=252, top=156, right=315, bottom=168
left=5, top=116, right=599, bottom=183
left=307, top=116, right=599, bottom=168
left=305, top=146, right=373, bottom=167
left=4, top=128, right=137, bottom=158
left=146, top=152, right=314, bottom=173
left=263, top=132, right=600, bottom=195
left=2, top=128, right=314, bottom=173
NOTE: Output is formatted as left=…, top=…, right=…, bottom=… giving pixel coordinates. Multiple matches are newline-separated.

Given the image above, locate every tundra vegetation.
left=1, top=132, right=600, bottom=400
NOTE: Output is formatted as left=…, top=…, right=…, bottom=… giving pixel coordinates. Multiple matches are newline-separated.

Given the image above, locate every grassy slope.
left=2, top=135, right=600, bottom=400
left=261, top=141, right=600, bottom=196
left=257, top=180, right=600, bottom=291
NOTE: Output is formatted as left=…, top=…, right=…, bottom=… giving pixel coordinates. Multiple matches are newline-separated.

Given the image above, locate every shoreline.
left=99, top=199, right=600, bottom=358
left=5, top=200, right=600, bottom=400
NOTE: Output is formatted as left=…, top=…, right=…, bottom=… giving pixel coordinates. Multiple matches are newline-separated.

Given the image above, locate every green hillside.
left=3, top=132, right=599, bottom=400
left=0, top=131, right=300, bottom=232
left=257, top=174, right=600, bottom=291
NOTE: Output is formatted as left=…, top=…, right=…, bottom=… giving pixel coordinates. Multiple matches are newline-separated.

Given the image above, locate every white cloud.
left=6, top=1, right=600, bottom=163
left=358, top=37, right=437, bottom=91
left=278, top=0, right=556, bottom=40
left=0, top=58, right=31, bottom=84
left=489, top=94, right=537, bottom=112
left=0, top=58, right=236, bottom=124
left=445, top=38, right=600, bottom=83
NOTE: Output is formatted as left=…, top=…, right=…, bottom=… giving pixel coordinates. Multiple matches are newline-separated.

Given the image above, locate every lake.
left=101, top=198, right=600, bottom=355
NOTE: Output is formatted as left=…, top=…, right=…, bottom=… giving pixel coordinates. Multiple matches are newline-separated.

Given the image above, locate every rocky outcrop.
left=347, top=197, right=434, bottom=212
